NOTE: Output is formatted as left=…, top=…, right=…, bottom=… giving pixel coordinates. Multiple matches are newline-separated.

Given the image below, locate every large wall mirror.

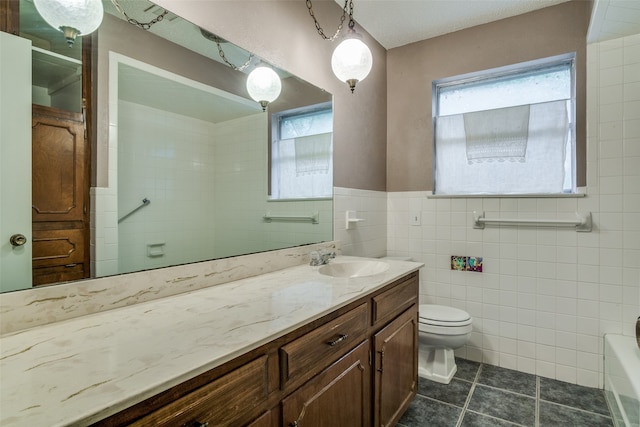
left=0, top=0, right=333, bottom=293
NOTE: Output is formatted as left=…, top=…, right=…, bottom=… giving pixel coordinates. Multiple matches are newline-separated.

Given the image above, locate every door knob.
left=9, top=234, right=27, bottom=247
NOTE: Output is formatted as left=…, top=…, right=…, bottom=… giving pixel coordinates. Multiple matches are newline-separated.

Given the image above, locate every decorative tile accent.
left=466, top=256, right=483, bottom=272
left=451, top=256, right=467, bottom=271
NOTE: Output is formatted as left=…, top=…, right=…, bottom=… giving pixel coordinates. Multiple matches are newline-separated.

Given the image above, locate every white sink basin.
left=318, top=261, right=389, bottom=278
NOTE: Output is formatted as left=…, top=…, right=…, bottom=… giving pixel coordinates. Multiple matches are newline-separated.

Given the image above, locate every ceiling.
left=346, top=0, right=640, bottom=49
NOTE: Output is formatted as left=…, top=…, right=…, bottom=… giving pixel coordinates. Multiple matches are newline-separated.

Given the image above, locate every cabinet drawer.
left=131, top=355, right=269, bottom=427
left=372, top=274, right=418, bottom=326
left=280, top=303, right=369, bottom=387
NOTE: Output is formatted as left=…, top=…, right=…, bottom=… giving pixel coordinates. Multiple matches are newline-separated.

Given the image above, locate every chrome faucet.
left=310, top=249, right=336, bottom=266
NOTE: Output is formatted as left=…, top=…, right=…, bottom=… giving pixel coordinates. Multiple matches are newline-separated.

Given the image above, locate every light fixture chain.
left=306, top=0, right=349, bottom=41
left=214, top=36, right=254, bottom=71
left=110, top=0, right=167, bottom=30
left=348, top=0, right=355, bottom=29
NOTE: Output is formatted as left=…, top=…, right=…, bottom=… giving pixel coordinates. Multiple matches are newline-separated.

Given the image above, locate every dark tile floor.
left=398, top=358, right=614, bottom=427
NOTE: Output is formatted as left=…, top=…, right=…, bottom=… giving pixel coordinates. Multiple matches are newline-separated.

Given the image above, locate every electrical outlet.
left=410, top=211, right=421, bottom=226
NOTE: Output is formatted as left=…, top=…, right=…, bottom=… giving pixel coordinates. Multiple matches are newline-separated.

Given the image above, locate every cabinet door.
left=282, top=340, right=370, bottom=427
left=246, top=409, right=274, bottom=427
left=373, top=306, right=418, bottom=427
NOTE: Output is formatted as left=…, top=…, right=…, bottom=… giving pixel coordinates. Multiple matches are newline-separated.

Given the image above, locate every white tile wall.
left=93, top=103, right=332, bottom=277
left=339, top=32, right=640, bottom=388
left=116, top=101, right=219, bottom=274
left=334, top=187, right=387, bottom=258
left=214, top=114, right=332, bottom=257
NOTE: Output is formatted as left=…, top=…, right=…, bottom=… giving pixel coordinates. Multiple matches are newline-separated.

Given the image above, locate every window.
left=271, top=103, right=333, bottom=200
left=433, top=53, right=576, bottom=195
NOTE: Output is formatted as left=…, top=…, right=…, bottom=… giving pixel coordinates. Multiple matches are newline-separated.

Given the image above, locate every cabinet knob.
left=327, top=334, right=348, bottom=346
left=289, top=422, right=299, bottom=427
left=191, top=422, right=208, bottom=427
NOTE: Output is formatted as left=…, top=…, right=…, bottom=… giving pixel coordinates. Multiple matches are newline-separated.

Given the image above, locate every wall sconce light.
left=34, top=0, right=104, bottom=47
left=246, top=65, right=282, bottom=111
left=307, top=0, right=372, bottom=93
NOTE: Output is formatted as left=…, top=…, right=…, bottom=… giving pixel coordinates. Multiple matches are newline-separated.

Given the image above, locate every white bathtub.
left=605, top=334, right=640, bottom=427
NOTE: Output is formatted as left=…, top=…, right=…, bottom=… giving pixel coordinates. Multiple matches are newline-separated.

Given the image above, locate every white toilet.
left=418, top=304, right=473, bottom=384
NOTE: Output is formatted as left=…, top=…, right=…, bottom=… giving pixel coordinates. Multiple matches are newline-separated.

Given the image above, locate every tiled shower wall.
left=93, top=103, right=331, bottom=276
left=117, top=101, right=218, bottom=274
left=383, top=33, right=640, bottom=388
left=213, top=114, right=333, bottom=257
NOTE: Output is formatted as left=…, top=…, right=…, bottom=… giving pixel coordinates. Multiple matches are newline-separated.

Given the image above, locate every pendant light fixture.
left=331, top=26, right=372, bottom=93
left=33, top=0, right=104, bottom=47
left=246, top=65, right=282, bottom=111
left=307, top=0, right=372, bottom=93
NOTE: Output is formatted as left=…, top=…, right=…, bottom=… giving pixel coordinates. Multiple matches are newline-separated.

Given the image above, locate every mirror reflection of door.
left=31, top=105, right=89, bottom=285
left=1, top=1, right=92, bottom=288
left=0, top=31, right=33, bottom=292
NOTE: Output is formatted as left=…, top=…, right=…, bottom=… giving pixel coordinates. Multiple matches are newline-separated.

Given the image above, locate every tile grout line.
left=538, top=399, right=614, bottom=419
left=535, top=375, right=540, bottom=427
left=454, top=363, right=484, bottom=427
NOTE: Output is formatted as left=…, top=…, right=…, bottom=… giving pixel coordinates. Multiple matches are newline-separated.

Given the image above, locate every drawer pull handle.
left=327, top=334, right=348, bottom=346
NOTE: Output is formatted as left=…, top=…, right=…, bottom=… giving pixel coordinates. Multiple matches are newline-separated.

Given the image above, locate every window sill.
left=267, top=197, right=332, bottom=202
left=427, top=193, right=586, bottom=199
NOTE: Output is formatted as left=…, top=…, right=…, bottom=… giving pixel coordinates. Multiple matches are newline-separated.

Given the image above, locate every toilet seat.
left=419, top=304, right=472, bottom=327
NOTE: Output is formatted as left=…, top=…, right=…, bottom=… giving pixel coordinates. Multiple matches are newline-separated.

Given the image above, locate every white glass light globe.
left=34, top=0, right=103, bottom=46
left=331, top=37, right=373, bottom=92
left=246, top=66, right=282, bottom=111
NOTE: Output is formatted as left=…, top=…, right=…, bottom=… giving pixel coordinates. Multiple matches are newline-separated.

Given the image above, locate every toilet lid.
left=419, top=304, right=471, bottom=323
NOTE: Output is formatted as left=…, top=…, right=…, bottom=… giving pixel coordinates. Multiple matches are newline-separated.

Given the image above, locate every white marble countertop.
left=0, top=257, right=422, bottom=426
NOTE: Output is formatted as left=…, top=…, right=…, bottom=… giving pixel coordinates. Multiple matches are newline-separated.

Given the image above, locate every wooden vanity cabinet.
left=373, top=308, right=418, bottom=427
left=94, top=272, right=419, bottom=427
left=371, top=273, right=419, bottom=426
left=281, top=340, right=371, bottom=427
left=279, top=271, right=418, bottom=427
left=129, top=355, right=270, bottom=427
left=279, top=302, right=369, bottom=390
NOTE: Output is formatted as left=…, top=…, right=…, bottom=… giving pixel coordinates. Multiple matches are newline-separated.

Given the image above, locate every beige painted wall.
left=154, top=0, right=388, bottom=192
left=387, top=1, right=592, bottom=192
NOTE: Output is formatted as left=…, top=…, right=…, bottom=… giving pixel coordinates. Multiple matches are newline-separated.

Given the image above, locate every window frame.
left=270, top=101, right=333, bottom=201
left=431, top=52, right=577, bottom=196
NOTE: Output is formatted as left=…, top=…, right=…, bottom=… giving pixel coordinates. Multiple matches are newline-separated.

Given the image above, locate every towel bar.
left=472, top=211, right=592, bottom=232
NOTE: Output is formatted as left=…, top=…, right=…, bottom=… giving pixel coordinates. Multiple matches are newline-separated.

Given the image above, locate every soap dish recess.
left=346, top=210, right=365, bottom=229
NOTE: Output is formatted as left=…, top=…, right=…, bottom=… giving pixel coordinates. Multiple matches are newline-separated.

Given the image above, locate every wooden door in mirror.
left=31, top=105, right=89, bottom=285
